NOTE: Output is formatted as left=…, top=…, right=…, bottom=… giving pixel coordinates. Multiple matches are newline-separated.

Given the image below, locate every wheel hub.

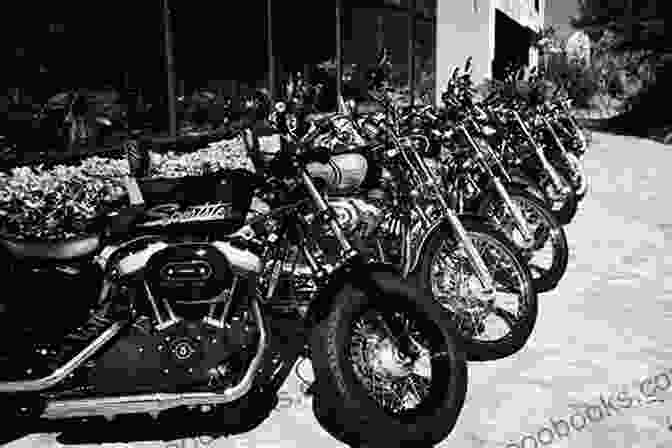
left=367, top=338, right=411, bottom=379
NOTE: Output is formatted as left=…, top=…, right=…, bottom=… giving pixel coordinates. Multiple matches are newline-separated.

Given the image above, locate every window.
left=344, top=7, right=410, bottom=99
left=414, top=18, right=436, bottom=103
left=535, top=0, right=540, bottom=12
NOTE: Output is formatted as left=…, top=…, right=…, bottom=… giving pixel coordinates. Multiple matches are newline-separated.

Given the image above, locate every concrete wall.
left=435, top=0, right=544, bottom=105
left=494, top=0, right=544, bottom=30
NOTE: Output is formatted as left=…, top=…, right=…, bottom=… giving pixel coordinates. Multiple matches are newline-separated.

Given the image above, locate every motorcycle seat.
left=0, top=234, right=101, bottom=261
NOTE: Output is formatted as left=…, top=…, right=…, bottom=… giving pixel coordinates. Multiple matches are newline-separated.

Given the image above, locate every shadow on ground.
left=578, top=114, right=672, bottom=145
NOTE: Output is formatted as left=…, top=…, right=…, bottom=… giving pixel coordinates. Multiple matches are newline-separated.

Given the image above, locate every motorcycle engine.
left=87, top=240, right=260, bottom=395
left=328, top=196, right=386, bottom=237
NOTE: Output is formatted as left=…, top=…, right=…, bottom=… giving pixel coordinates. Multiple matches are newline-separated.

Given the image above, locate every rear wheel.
left=310, top=272, right=467, bottom=447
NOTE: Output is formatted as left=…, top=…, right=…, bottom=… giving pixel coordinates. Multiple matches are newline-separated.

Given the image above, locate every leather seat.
left=0, top=234, right=101, bottom=261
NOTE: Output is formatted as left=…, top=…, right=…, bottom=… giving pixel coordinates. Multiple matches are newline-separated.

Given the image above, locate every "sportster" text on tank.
left=140, top=202, right=234, bottom=227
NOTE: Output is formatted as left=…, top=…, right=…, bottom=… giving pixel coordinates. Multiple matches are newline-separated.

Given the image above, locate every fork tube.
left=461, top=128, right=531, bottom=241
left=482, top=136, right=512, bottom=183
left=542, top=116, right=570, bottom=157
left=300, top=169, right=354, bottom=256
left=443, top=207, right=495, bottom=293
left=490, top=176, right=533, bottom=243
left=396, top=133, right=495, bottom=290
left=512, top=111, right=567, bottom=192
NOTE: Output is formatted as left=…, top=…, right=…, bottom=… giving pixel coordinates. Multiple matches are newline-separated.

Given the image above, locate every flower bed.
left=0, top=137, right=253, bottom=240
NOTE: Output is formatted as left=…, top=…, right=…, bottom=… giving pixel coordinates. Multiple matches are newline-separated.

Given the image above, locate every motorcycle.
left=480, top=69, right=588, bottom=224
left=0, top=101, right=467, bottom=447
left=412, top=112, right=567, bottom=295
left=299, top=62, right=538, bottom=362
left=536, top=100, right=589, bottom=201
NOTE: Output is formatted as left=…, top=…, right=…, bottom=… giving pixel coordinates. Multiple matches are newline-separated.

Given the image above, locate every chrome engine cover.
left=110, top=239, right=262, bottom=279
left=145, top=243, right=234, bottom=303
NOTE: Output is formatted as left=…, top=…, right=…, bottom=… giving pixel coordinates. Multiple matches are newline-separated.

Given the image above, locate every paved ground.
left=6, top=131, right=672, bottom=448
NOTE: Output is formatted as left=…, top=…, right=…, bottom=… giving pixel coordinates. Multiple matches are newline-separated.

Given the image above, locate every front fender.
left=506, top=169, right=547, bottom=201
left=304, top=260, right=401, bottom=329
left=475, top=184, right=531, bottom=216
left=407, top=213, right=492, bottom=275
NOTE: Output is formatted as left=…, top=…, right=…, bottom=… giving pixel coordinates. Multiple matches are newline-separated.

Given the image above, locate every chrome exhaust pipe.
left=0, top=323, right=124, bottom=393
left=42, top=299, right=268, bottom=420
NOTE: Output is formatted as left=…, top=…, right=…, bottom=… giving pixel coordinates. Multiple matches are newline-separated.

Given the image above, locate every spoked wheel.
left=480, top=188, right=569, bottom=293
left=414, top=217, right=538, bottom=361
left=310, top=271, right=467, bottom=447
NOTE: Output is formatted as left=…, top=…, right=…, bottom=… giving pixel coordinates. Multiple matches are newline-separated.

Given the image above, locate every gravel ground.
left=6, top=131, right=672, bottom=448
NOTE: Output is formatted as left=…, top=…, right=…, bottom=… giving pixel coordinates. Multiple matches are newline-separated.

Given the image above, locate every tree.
left=571, top=0, right=672, bottom=133
left=572, top=0, right=669, bottom=53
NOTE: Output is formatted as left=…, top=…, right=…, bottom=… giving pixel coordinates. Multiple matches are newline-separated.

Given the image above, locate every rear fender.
left=407, top=214, right=491, bottom=275
left=304, top=261, right=402, bottom=329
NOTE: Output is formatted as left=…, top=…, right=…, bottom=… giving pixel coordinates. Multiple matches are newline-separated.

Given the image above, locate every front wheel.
left=310, top=272, right=467, bottom=447
left=479, top=188, right=569, bottom=293
left=413, top=218, right=538, bottom=361
left=539, top=172, right=578, bottom=225
left=557, top=153, right=588, bottom=202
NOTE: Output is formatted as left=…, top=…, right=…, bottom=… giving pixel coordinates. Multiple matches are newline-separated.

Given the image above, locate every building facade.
left=436, top=0, right=545, bottom=103
left=0, top=0, right=546, bottom=135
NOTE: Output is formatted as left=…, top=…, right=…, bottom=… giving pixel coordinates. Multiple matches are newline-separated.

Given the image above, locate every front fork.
left=300, top=169, right=358, bottom=270
left=397, top=139, right=495, bottom=294
left=490, top=177, right=534, bottom=248
left=542, top=116, right=572, bottom=161
left=513, top=112, right=571, bottom=197
left=559, top=105, right=587, bottom=153
left=461, top=127, right=534, bottom=246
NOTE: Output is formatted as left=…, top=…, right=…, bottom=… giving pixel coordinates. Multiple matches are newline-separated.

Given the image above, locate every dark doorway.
left=492, top=10, right=534, bottom=80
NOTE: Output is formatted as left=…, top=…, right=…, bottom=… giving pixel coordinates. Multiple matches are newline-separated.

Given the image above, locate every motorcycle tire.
left=414, top=217, right=538, bottom=361
left=538, top=172, right=578, bottom=226
left=309, top=271, right=467, bottom=447
left=557, top=153, right=588, bottom=202
left=479, top=188, right=569, bottom=293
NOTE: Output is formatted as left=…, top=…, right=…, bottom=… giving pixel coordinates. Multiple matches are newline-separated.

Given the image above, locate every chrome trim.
left=0, top=323, right=123, bottom=393
left=211, top=241, right=262, bottom=274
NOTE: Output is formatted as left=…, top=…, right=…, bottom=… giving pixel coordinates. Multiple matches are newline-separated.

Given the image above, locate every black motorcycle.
left=0, top=104, right=467, bottom=447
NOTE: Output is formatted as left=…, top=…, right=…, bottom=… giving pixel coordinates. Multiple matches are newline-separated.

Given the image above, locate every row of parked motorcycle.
left=0, top=54, right=589, bottom=447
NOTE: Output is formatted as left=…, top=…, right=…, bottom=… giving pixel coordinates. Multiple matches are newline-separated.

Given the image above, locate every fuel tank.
left=306, top=153, right=368, bottom=193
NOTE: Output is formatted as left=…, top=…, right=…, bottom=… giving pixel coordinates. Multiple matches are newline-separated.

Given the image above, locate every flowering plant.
left=0, top=138, right=253, bottom=240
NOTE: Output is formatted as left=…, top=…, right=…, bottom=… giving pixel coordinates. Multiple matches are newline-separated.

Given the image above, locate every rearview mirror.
left=451, top=67, right=460, bottom=80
